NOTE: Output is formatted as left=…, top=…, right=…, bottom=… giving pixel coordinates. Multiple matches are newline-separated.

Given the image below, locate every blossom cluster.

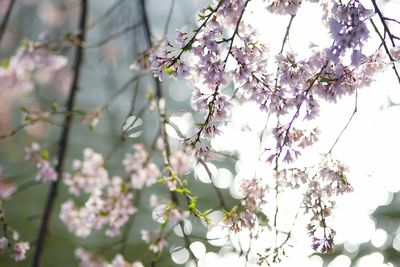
left=259, top=155, right=352, bottom=254
left=268, top=47, right=385, bottom=162
left=60, top=148, right=143, bottom=237
left=149, top=0, right=387, bottom=165
left=145, top=1, right=390, bottom=260
left=150, top=0, right=256, bottom=158
left=326, top=0, right=374, bottom=64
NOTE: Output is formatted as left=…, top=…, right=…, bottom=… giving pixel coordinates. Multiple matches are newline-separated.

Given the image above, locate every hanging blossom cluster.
left=150, top=0, right=258, bottom=159
left=276, top=156, right=353, bottom=250
left=326, top=0, right=374, bottom=65
left=149, top=0, right=387, bottom=163
left=75, top=248, right=144, bottom=267
left=60, top=148, right=144, bottom=237
left=303, top=157, right=353, bottom=253
left=145, top=0, right=391, bottom=259
left=268, top=47, right=385, bottom=163
left=24, top=143, right=57, bottom=182
left=0, top=35, right=67, bottom=92
left=63, top=148, right=109, bottom=195
left=223, top=178, right=269, bottom=231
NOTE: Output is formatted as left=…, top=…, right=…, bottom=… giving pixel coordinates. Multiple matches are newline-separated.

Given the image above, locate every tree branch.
left=0, top=0, right=15, bottom=44
left=31, top=1, right=87, bottom=266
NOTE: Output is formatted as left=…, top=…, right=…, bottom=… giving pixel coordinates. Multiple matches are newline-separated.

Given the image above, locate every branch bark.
left=31, top=1, right=87, bottom=266
left=0, top=0, right=16, bottom=44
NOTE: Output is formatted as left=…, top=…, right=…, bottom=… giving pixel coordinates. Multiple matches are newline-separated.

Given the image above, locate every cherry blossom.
left=0, top=38, right=67, bottom=91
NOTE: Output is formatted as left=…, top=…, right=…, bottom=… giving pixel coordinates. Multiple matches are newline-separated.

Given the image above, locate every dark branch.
left=31, top=1, right=87, bottom=266
left=0, top=0, right=16, bottom=44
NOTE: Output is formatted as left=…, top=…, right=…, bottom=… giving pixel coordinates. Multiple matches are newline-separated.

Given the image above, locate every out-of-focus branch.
left=31, top=1, right=87, bottom=266
left=85, top=22, right=142, bottom=48
left=85, top=0, right=126, bottom=30
left=0, top=0, right=15, bottom=44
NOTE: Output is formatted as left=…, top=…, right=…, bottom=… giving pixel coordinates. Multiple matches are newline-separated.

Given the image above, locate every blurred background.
left=0, top=0, right=400, bottom=266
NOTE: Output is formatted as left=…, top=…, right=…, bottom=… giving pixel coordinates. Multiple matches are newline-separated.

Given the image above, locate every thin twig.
left=370, top=0, right=397, bottom=47
left=85, top=0, right=126, bottom=30
left=163, top=0, right=176, bottom=36
left=85, top=22, right=142, bottom=48
left=100, top=76, right=141, bottom=111
left=328, top=90, right=358, bottom=154
left=120, top=190, right=142, bottom=254
left=31, top=1, right=87, bottom=266
left=140, top=0, right=196, bottom=264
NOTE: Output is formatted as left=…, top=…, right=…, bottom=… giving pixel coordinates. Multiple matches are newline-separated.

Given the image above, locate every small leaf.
left=319, top=76, right=334, bottom=83
left=182, top=42, right=192, bottom=52
left=1, top=59, right=10, bottom=68
left=287, top=56, right=296, bottom=65
left=40, top=150, right=49, bottom=160
left=198, top=14, right=208, bottom=21
left=163, top=65, right=175, bottom=74
left=188, top=197, right=197, bottom=212
left=51, top=102, right=58, bottom=112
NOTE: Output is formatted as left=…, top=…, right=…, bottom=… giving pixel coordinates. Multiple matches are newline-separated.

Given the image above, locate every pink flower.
left=0, top=175, right=17, bottom=199
left=12, top=242, right=29, bottom=261
left=391, top=46, right=400, bottom=61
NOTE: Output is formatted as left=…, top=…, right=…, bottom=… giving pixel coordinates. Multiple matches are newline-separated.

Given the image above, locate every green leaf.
left=182, top=42, right=192, bottom=52
left=99, top=210, right=109, bottom=216
left=175, top=188, right=191, bottom=194
left=163, top=65, right=175, bottom=74
left=120, top=182, right=127, bottom=193
left=51, top=102, right=59, bottom=112
left=40, top=150, right=49, bottom=160
left=287, top=56, right=296, bottom=65
left=188, top=197, right=197, bottom=212
left=339, top=173, right=349, bottom=185
left=319, top=76, right=334, bottom=83
left=198, top=14, right=208, bottom=21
